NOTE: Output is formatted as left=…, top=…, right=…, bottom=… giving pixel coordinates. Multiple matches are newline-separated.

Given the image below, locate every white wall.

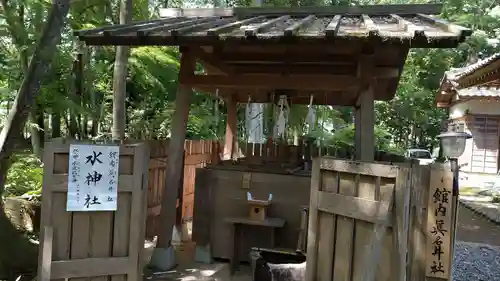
left=450, top=99, right=500, bottom=175
left=450, top=99, right=500, bottom=119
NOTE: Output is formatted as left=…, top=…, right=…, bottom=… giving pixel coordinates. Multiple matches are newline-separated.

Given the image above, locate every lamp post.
left=436, top=131, right=472, bottom=280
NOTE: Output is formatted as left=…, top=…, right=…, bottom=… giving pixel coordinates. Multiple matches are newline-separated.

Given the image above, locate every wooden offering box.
left=248, top=200, right=270, bottom=221
left=247, top=192, right=273, bottom=221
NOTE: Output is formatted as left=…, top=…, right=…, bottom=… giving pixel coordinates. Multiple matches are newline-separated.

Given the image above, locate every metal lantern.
left=437, top=131, right=472, bottom=159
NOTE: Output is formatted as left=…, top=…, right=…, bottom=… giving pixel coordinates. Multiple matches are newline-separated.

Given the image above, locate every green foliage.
left=0, top=0, right=497, bottom=198
left=4, top=154, right=43, bottom=198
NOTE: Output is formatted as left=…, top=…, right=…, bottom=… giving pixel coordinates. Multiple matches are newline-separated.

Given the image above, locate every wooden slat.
left=245, top=15, right=290, bottom=37
left=320, top=158, right=399, bottom=178
left=360, top=180, right=394, bottom=281
left=317, top=190, right=392, bottom=225
left=40, top=227, right=53, bottom=281
left=70, top=211, right=91, bottom=281
left=103, top=17, right=186, bottom=36
left=352, top=175, right=377, bottom=281
left=416, top=14, right=472, bottom=37
left=284, top=15, right=316, bottom=36
left=325, top=15, right=342, bottom=37
left=89, top=211, right=114, bottom=281
left=51, top=257, right=129, bottom=279
left=390, top=14, right=425, bottom=37
left=75, top=18, right=169, bottom=36
left=206, top=16, right=265, bottom=36
left=362, top=14, right=379, bottom=36
left=172, top=17, right=234, bottom=36
left=128, top=145, right=148, bottom=280
left=305, top=159, right=321, bottom=281
left=137, top=17, right=215, bottom=35
left=408, top=163, right=430, bottom=281
left=111, top=194, right=132, bottom=281
left=392, top=167, right=411, bottom=281
left=332, top=173, right=357, bottom=281
left=316, top=170, right=339, bottom=281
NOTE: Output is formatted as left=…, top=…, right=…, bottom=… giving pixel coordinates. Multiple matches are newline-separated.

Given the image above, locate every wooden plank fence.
left=144, top=138, right=404, bottom=238
left=37, top=142, right=149, bottom=281
left=305, top=158, right=456, bottom=281
left=145, top=140, right=219, bottom=238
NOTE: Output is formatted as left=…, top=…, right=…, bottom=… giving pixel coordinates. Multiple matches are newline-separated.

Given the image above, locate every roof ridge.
left=446, top=52, right=500, bottom=80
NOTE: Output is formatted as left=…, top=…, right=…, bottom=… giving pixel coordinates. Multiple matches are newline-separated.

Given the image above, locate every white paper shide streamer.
left=306, top=95, right=316, bottom=132
left=246, top=97, right=265, bottom=144
left=274, top=95, right=289, bottom=138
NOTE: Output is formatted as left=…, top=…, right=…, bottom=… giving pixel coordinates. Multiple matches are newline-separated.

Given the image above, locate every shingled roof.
left=436, top=53, right=500, bottom=107
left=445, top=53, right=500, bottom=87
left=75, top=4, right=471, bottom=48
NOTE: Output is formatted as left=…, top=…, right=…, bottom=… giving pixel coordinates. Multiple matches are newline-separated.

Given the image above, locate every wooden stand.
left=224, top=217, right=286, bottom=275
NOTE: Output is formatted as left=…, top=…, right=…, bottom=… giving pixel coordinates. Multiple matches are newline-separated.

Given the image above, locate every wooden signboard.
left=37, top=142, right=149, bottom=281
left=425, top=168, right=454, bottom=279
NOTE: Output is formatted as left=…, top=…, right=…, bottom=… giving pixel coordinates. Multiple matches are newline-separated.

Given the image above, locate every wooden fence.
left=145, top=140, right=219, bottom=238
left=235, top=140, right=405, bottom=163
left=144, top=138, right=404, bottom=238
left=37, top=142, right=149, bottom=281
left=305, top=158, right=455, bottom=281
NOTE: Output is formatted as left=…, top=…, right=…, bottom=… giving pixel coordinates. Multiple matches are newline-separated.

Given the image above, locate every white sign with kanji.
left=66, top=144, right=120, bottom=211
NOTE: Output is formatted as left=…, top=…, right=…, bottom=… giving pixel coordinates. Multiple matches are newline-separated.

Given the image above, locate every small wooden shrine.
left=75, top=3, right=471, bottom=265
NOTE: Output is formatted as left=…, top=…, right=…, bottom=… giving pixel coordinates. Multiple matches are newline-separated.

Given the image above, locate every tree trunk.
left=0, top=0, right=71, bottom=278
left=111, top=0, right=133, bottom=141
left=51, top=109, right=61, bottom=138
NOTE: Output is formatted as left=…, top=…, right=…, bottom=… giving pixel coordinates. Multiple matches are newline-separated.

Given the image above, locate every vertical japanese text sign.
left=67, top=144, right=120, bottom=211
left=426, top=169, right=453, bottom=279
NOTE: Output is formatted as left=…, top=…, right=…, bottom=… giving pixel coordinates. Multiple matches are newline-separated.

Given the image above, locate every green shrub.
left=4, top=154, right=42, bottom=198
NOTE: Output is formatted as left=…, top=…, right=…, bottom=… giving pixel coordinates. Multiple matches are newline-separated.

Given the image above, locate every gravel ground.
left=453, top=242, right=500, bottom=281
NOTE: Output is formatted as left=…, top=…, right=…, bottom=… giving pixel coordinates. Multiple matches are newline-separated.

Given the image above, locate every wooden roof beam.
left=228, top=64, right=399, bottom=77
left=390, top=14, right=425, bottom=38
left=245, top=15, right=290, bottom=37
left=325, top=15, right=342, bottom=37
left=361, top=15, right=379, bottom=37
left=416, top=14, right=472, bottom=39
left=180, top=74, right=360, bottom=91
left=284, top=15, right=317, bottom=37
left=137, top=17, right=217, bottom=35
left=75, top=18, right=172, bottom=36
left=191, top=47, right=236, bottom=74
left=206, top=16, right=265, bottom=36
left=217, top=52, right=357, bottom=64
left=102, top=17, right=186, bottom=36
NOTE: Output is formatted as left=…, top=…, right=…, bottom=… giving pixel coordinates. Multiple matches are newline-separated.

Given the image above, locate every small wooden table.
left=225, top=217, right=286, bottom=275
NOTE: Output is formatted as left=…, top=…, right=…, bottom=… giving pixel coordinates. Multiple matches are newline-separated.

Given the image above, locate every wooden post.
left=157, top=50, right=196, bottom=249
left=223, top=95, right=237, bottom=160
left=355, top=55, right=375, bottom=161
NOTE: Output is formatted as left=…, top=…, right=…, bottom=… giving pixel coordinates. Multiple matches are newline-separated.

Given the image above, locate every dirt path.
left=456, top=204, right=500, bottom=246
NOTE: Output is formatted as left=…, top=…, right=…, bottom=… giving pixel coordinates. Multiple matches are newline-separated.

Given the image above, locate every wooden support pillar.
left=223, top=95, right=238, bottom=160
left=355, top=88, right=375, bottom=161
left=157, top=50, right=196, bottom=249
left=355, top=54, right=375, bottom=161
